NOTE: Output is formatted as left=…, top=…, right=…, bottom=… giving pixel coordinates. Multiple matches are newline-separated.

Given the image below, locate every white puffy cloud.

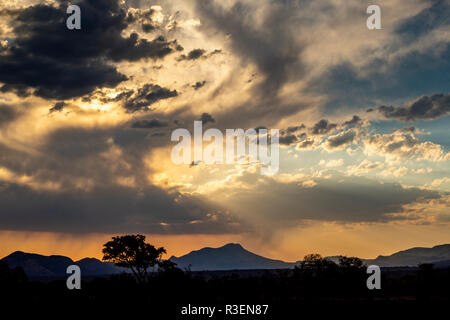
left=363, top=129, right=449, bottom=162
left=346, top=159, right=384, bottom=176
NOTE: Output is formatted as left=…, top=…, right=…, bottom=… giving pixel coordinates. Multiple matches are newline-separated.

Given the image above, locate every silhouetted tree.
left=338, top=256, right=364, bottom=269
left=299, top=253, right=337, bottom=272
left=418, top=263, right=435, bottom=298
left=102, top=234, right=167, bottom=284
left=337, top=256, right=366, bottom=294
left=294, top=253, right=338, bottom=282
left=0, top=260, right=27, bottom=287
left=158, top=259, right=179, bottom=272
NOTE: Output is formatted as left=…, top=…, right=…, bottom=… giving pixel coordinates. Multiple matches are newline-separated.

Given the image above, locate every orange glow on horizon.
left=1, top=224, right=450, bottom=263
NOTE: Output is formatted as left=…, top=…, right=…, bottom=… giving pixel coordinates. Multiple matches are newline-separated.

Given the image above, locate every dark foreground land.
left=1, top=261, right=449, bottom=318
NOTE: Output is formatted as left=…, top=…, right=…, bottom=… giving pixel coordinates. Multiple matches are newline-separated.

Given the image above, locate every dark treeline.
left=1, top=257, right=449, bottom=317
left=1, top=235, right=449, bottom=316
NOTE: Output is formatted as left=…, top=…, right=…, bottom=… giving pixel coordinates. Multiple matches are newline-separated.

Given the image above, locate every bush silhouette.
left=102, top=234, right=170, bottom=284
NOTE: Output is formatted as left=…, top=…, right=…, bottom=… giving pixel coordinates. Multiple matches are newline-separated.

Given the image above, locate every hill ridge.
left=2, top=243, right=450, bottom=276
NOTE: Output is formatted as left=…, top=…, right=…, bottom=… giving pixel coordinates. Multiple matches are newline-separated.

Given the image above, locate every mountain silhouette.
left=365, top=244, right=450, bottom=267
left=169, top=243, right=295, bottom=271
left=2, top=243, right=450, bottom=276
left=74, top=257, right=123, bottom=276
left=1, top=251, right=123, bottom=278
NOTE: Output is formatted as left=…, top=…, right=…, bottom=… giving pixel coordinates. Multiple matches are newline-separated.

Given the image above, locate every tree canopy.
left=102, top=234, right=167, bottom=284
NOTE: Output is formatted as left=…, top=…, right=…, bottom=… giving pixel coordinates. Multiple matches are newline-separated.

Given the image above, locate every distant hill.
left=1, top=251, right=124, bottom=278
left=170, top=243, right=450, bottom=271
left=169, top=243, right=295, bottom=271
left=2, top=243, right=450, bottom=276
left=74, top=257, right=123, bottom=276
left=364, top=244, right=450, bottom=267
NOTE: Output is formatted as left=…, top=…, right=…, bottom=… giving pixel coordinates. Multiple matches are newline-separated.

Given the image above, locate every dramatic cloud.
left=0, top=0, right=180, bottom=99
left=195, top=0, right=304, bottom=97
left=278, top=124, right=308, bottom=146
left=214, top=173, right=441, bottom=228
left=285, top=124, right=305, bottom=134
left=310, top=119, right=338, bottom=135
left=279, top=134, right=299, bottom=146
left=311, top=38, right=450, bottom=112
left=177, top=48, right=206, bottom=61
left=325, top=129, right=357, bottom=150
left=278, top=131, right=317, bottom=149
left=281, top=118, right=360, bottom=148
left=343, top=115, right=362, bottom=127
left=0, top=121, right=245, bottom=235
left=295, top=139, right=315, bottom=149
left=0, top=0, right=448, bottom=248
left=127, top=7, right=162, bottom=33
left=199, top=112, right=215, bottom=124
left=112, top=84, right=179, bottom=113
left=49, top=102, right=66, bottom=113
left=364, top=129, right=450, bottom=162
left=192, top=81, right=207, bottom=90
left=395, top=0, right=450, bottom=43
left=0, top=182, right=246, bottom=234
left=376, top=94, right=450, bottom=121
left=0, top=125, right=161, bottom=190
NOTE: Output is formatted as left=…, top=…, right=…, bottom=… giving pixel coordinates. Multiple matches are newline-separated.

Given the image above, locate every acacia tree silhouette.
left=102, top=234, right=167, bottom=284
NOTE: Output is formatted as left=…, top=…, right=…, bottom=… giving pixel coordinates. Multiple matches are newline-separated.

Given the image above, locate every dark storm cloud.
left=395, top=0, right=450, bottom=44
left=177, top=48, right=206, bottom=61
left=376, top=94, right=450, bottom=121
left=177, top=49, right=223, bottom=62
left=37, top=123, right=180, bottom=184
left=0, top=52, right=127, bottom=100
left=0, top=106, right=187, bottom=189
left=311, top=40, right=450, bottom=112
left=192, top=81, right=207, bottom=90
left=325, top=130, right=356, bottom=149
left=285, top=124, right=305, bottom=134
left=0, top=0, right=180, bottom=99
left=124, top=84, right=178, bottom=113
left=127, top=7, right=158, bottom=33
left=0, top=84, right=33, bottom=98
left=0, top=118, right=247, bottom=235
left=296, top=139, right=314, bottom=149
left=221, top=173, right=440, bottom=227
left=142, top=23, right=156, bottom=32
left=102, top=84, right=178, bottom=113
left=310, top=119, right=337, bottom=135
left=165, top=1, right=312, bottom=131
left=195, top=0, right=304, bottom=97
left=279, top=130, right=308, bottom=147
left=0, top=182, right=246, bottom=234
left=343, top=115, right=362, bottom=127
left=0, top=126, right=154, bottom=193
left=199, top=112, right=215, bottom=124
left=279, top=134, right=298, bottom=146
left=49, top=102, right=66, bottom=113
left=132, top=119, right=169, bottom=128
left=85, top=83, right=174, bottom=111
left=279, top=124, right=307, bottom=146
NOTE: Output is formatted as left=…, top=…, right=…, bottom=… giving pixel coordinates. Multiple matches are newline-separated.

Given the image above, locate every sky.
left=0, top=0, right=449, bottom=262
